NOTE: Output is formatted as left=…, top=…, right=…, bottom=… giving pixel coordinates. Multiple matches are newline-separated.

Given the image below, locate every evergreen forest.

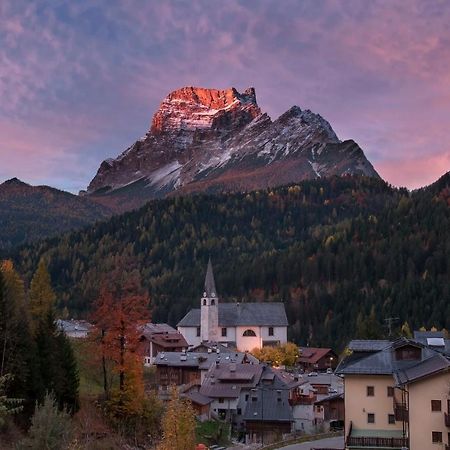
left=11, top=174, right=450, bottom=350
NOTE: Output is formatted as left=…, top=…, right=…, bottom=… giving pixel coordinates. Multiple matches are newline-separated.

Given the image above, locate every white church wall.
left=260, top=326, right=288, bottom=344
left=178, top=326, right=201, bottom=347
left=235, top=326, right=262, bottom=352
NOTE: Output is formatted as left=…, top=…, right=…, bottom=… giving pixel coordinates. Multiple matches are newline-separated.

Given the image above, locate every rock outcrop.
left=86, top=86, right=379, bottom=210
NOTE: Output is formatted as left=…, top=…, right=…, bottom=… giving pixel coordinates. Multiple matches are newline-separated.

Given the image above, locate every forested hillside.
left=13, top=174, right=450, bottom=350
left=0, top=178, right=112, bottom=249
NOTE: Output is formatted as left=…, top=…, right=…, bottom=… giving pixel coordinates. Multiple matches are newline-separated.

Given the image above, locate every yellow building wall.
left=408, top=370, right=450, bottom=450
left=344, top=374, right=403, bottom=436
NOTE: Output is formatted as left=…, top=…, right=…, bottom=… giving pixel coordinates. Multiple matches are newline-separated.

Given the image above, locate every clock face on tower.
left=203, top=292, right=207, bottom=297
left=212, top=292, right=216, bottom=297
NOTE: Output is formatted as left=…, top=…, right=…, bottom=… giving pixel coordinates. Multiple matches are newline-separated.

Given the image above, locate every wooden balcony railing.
left=346, top=436, right=408, bottom=448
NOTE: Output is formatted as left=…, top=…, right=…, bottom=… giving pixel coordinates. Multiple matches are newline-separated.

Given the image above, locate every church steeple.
left=201, top=258, right=219, bottom=342
left=204, top=257, right=217, bottom=298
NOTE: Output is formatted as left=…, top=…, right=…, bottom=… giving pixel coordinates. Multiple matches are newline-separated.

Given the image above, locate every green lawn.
left=196, top=420, right=231, bottom=447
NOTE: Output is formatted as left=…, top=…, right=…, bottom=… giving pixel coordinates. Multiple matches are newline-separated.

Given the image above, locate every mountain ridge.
left=85, top=86, right=380, bottom=211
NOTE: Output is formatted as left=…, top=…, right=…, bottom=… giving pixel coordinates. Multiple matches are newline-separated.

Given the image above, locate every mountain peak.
left=150, top=86, right=261, bottom=134
left=86, top=85, right=380, bottom=210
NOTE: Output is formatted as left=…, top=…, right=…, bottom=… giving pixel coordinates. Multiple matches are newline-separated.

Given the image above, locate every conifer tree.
left=29, top=259, right=56, bottom=332
left=0, top=261, right=40, bottom=415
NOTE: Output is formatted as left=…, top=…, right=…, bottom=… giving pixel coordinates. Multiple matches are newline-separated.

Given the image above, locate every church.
left=177, top=260, right=288, bottom=351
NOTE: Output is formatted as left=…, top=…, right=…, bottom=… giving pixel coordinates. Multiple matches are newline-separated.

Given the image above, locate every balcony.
left=393, top=399, right=409, bottom=422
left=445, top=412, right=450, bottom=427
left=346, top=424, right=408, bottom=449
left=347, top=436, right=408, bottom=448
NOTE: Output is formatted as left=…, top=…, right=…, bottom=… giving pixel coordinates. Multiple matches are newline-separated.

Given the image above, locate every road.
left=275, top=435, right=344, bottom=450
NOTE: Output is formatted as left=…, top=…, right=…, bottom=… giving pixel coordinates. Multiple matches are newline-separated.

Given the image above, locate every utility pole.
left=384, top=317, right=400, bottom=338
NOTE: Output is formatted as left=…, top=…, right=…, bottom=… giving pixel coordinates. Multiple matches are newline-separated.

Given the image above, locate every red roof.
left=298, top=347, right=335, bottom=364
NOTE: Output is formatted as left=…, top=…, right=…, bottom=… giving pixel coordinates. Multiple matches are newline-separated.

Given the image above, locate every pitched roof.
left=200, top=363, right=263, bottom=399
left=177, top=302, right=288, bottom=327
left=337, top=335, right=450, bottom=385
left=347, top=340, right=391, bottom=352
left=394, top=354, right=450, bottom=385
left=154, top=350, right=249, bottom=370
left=298, top=347, right=335, bottom=364
left=243, top=388, right=293, bottom=423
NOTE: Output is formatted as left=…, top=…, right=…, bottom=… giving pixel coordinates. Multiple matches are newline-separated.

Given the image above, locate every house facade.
left=138, top=323, right=188, bottom=366
left=337, top=332, right=450, bottom=450
left=177, top=260, right=288, bottom=351
left=298, top=347, right=338, bottom=372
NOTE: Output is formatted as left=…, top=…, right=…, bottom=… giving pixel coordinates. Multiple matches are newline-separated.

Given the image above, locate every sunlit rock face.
left=86, top=86, right=379, bottom=211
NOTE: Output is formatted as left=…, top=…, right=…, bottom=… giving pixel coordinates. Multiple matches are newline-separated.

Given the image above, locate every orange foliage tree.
left=90, top=272, right=150, bottom=398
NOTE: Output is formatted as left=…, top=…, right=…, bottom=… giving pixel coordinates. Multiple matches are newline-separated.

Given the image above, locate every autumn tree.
left=158, top=387, right=196, bottom=450
left=251, top=342, right=299, bottom=367
left=29, top=259, right=56, bottom=333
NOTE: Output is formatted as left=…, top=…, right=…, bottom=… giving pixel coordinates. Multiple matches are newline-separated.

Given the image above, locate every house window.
left=196, top=326, right=201, bottom=337
left=367, top=386, right=375, bottom=397
left=432, top=431, right=442, bottom=443
left=387, top=386, right=394, bottom=397
left=268, top=326, right=274, bottom=336
left=218, top=398, right=224, bottom=404
left=431, top=400, right=442, bottom=411
left=237, top=408, right=242, bottom=415
left=243, top=329, right=256, bottom=337
left=221, top=327, right=227, bottom=337
left=367, top=413, right=375, bottom=424
left=388, top=414, right=395, bottom=424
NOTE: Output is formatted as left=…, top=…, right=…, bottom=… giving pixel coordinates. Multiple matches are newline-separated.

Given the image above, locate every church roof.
left=204, top=258, right=217, bottom=297
left=177, top=302, right=288, bottom=327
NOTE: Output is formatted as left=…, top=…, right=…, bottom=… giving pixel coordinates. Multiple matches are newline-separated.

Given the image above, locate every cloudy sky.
left=1, top=0, right=449, bottom=192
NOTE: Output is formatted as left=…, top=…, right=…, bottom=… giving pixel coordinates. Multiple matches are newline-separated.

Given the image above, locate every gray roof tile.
left=177, top=302, right=288, bottom=327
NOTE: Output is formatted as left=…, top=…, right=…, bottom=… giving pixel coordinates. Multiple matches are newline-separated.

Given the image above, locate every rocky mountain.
left=86, top=86, right=379, bottom=210
left=0, top=178, right=112, bottom=250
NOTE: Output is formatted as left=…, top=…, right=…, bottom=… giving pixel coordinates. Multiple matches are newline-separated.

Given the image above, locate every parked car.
left=326, top=368, right=333, bottom=374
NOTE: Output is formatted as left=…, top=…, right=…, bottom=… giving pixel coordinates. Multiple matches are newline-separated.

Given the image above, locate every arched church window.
left=211, top=299, right=215, bottom=306
left=203, top=299, right=207, bottom=306
left=243, top=329, right=257, bottom=337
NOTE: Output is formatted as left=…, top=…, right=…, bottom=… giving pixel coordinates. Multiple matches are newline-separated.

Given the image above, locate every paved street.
left=275, top=435, right=344, bottom=450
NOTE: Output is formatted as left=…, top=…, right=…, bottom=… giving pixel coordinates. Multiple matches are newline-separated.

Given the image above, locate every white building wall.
left=236, top=326, right=262, bottom=352
left=260, top=326, right=288, bottom=344
left=178, top=326, right=201, bottom=347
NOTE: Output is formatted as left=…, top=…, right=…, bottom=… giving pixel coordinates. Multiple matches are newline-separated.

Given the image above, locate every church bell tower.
left=200, top=258, right=219, bottom=342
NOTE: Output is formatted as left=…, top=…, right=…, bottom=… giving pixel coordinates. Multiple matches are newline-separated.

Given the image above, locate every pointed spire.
left=204, top=258, right=217, bottom=298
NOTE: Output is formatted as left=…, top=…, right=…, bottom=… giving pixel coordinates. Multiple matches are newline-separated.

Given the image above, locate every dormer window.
left=394, top=344, right=421, bottom=361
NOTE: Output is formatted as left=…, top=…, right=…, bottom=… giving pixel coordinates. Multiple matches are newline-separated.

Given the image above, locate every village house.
left=337, top=331, right=450, bottom=450
left=177, top=260, right=288, bottom=351
left=57, top=319, right=93, bottom=338
left=298, top=347, right=338, bottom=372
left=138, top=323, right=188, bottom=366
left=314, top=392, right=344, bottom=430
left=286, top=372, right=344, bottom=433
left=199, top=362, right=293, bottom=444
left=154, top=347, right=257, bottom=400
